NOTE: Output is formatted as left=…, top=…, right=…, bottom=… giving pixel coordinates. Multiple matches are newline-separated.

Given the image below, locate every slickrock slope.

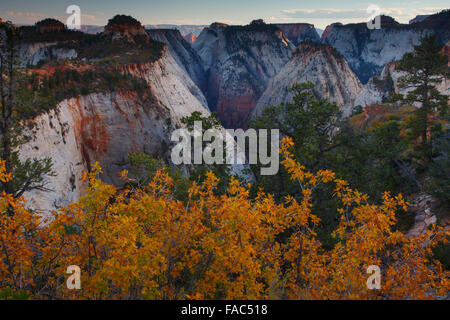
left=147, top=29, right=207, bottom=93
left=21, top=48, right=210, bottom=216
left=20, top=91, right=171, bottom=216
left=322, top=12, right=450, bottom=84
left=193, top=20, right=295, bottom=128
left=192, top=22, right=228, bottom=70
left=253, top=41, right=363, bottom=118
left=273, top=23, right=320, bottom=45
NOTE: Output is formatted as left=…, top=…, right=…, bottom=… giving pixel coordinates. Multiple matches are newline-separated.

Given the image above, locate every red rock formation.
left=216, top=95, right=258, bottom=129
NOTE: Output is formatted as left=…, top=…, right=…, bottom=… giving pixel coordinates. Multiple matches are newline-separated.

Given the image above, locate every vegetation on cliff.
left=17, top=65, right=149, bottom=118
left=0, top=22, right=54, bottom=208
left=106, top=15, right=142, bottom=27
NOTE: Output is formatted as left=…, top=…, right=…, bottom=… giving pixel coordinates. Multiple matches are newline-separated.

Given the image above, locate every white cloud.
left=281, top=8, right=368, bottom=19
left=280, top=6, right=447, bottom=22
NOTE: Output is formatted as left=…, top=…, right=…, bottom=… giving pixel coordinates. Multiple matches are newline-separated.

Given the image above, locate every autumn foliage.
left=0, top=138, right=448, bottom=299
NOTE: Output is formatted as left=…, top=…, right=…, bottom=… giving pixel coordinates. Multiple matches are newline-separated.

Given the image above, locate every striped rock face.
left=193, top=22, right=295, bottom=129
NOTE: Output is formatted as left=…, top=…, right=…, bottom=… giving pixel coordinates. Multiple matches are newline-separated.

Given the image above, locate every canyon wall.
left=20, top=46, right=210, bottom=217
left=253, top=41, right=362, bottom=118
left=193, top=22, right=295, bottom=128
left=322, top=12, right=450, bottom=84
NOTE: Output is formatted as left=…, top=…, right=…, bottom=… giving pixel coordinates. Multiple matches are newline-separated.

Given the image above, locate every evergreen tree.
left=427, top=125, right=450, bottom=208
left=396, top=35, right=448, bottom=164
left=250, top=82, right=344, bottom=199
left=0, top=21, right=53, bottom=215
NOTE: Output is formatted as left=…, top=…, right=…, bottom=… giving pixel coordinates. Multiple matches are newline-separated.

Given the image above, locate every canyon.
left=4, top=11, right=448, bottom=216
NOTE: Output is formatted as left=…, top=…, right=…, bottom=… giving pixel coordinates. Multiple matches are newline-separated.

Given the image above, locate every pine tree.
left=0, top=21, right=54, bottom=215
left=396, top=35, right=448, bottom=163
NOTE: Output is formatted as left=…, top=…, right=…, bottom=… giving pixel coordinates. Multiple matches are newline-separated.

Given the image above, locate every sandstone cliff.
left=322, top=12, right=450, bottom=84
left=253, top=41, right=362, bottom=119
left=354, top=40, right=450, bottom=108
left=273, top=23, right=320, bottom=46
left=147, top=29, right=207, bottom=93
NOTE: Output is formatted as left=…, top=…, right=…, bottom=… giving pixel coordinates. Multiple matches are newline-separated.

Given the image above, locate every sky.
left=0, top=0, right=448, bottom=29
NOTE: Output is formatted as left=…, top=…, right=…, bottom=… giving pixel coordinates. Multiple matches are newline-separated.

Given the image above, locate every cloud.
left=280, top=6, right=447, bottom=22
left=81, top=14, right=97, bottom=23
left=2, top=10, right=98, bottom=25
left=281, top=8, right=368, bottom=20
left=3, top=11, right=47, bottom=22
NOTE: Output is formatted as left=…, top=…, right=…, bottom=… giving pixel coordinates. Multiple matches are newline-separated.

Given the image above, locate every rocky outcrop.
left=193, top=21, right=295, bottom=128
left=147, top=29, right=207, bottom=93
left=17, top=42, right=78, bottom=67
left=183, top=33, right=197, bottom=44
left=273, top=23, right=320, bottom=45
left=406, top=193, right=450, bottom=238
left=322, top=12, right=450, bottom=84
left=354, top=46, right=449, bottom=108
left=253, top=41, right=362, bottom=118
left=353, top=62, right=402, bottom=108
left=19, top=103, right=87, bottom=217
